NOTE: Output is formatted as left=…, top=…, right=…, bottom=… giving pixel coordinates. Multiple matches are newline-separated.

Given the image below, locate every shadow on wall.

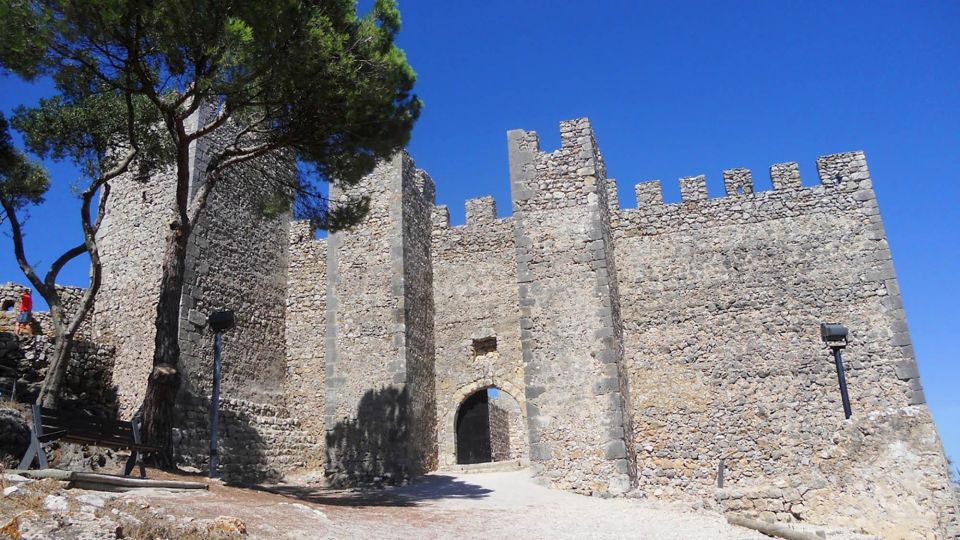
left=325, top=385, right=411, bottom=487
left=240, top=473, right=493, bottom=508
left=174, top=392, right=271, bottom=484
left=0, top=331, right=119, bottom=418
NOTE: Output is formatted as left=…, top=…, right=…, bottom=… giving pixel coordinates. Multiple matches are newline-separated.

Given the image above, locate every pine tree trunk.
left=142, top=224, right=189, bottom=469
left=36, top=333, right=76, bottom=408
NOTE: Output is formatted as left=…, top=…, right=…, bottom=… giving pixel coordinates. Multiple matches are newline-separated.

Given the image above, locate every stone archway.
left=441, top=378, right=528, bottom=467
left=455, top=389, right=492, bottom=464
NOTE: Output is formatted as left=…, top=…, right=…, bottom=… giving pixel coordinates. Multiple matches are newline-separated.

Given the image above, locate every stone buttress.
left=507, top=119, right=637, bottom=495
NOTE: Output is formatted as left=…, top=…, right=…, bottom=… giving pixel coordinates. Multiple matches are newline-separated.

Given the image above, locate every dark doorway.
left=455, top=390, right=491, bottom=464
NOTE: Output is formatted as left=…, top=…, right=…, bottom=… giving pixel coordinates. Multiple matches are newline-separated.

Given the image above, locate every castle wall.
left=95, top=166, right=174, bottom=417
left=1, top=283, right=116, bottom=412
left=401, top=163, right=438, bottom=475
left=430, top=199, right=527, bottom=466
left=284, top=221, right=327, bottom=467
left=489, top=390, right=526, bottom=462
left=0, top=332, right=116, bottom=413
left=176, top=145, right=291, bottom=403
left=612, top=153, right=958, bottom=536
left=173, top=131, right=319, bottom=480
left=323, top=153, right=437, bottom=485
left=78, top=110, right=956, bottom=535
left=96, top=107, right=318, bottom=481
left=1, top=283, right=95, bottom=339
left=507, top=119, right=636, bottom=495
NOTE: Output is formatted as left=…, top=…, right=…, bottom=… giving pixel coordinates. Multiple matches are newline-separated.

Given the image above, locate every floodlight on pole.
left=820, top=323, right=852, bottom=419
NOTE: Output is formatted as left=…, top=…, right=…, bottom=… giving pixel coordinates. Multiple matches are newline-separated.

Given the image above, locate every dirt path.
left=140, top=470, right=767, bottom=539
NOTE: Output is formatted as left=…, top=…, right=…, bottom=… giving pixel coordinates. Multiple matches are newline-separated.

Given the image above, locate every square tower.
left=507, top=119, right=636, bottom=495
left=323, top=153, right=438, bottom=485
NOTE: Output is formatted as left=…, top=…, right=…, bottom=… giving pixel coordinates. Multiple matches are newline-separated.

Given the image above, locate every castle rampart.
left=607, top=148, right=955, bottom=535
left=430, top=193, right=526, bottom=466
left=27, top=113, right=953, bottom=537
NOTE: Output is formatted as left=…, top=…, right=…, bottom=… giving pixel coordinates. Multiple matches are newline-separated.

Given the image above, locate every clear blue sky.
left=2, top=2, right=958, bottom=467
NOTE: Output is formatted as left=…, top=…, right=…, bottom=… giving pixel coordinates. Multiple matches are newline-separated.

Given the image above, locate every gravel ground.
left=150, top=470, right=770, bottom=539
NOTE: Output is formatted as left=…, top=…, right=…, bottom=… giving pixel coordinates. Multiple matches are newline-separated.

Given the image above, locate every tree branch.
left=0, top=197, right=51, bottom=304
left=64, top=181, right=111, bottom=337
left=185, top=102, right=233, bottom=143
left=43, top=243, right=87, bottom=291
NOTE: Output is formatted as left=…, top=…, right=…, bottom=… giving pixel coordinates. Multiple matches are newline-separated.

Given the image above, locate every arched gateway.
left=448, top=381, right=528, bottom=466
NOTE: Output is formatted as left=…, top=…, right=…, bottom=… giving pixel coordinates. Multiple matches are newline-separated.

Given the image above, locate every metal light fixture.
left=207, top=310, right=235, bottom=478
left=820, top=323, right=852, bottom=419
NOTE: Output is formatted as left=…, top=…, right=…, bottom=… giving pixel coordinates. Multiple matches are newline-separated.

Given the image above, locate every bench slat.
left=34, top=407, right=157, bottom=454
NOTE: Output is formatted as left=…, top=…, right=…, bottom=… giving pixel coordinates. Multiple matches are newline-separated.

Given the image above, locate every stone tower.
left=507, top=119, right=636, bottom=494
left=322, top=153, right=438, bottom=484
left=95, top=105, right=318, bottom=480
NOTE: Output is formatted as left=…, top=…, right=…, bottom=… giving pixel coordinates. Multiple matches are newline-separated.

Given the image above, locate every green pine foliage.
left=0, top=114, right=49, bottom=213
left=0, top=0, right=421, bottom=230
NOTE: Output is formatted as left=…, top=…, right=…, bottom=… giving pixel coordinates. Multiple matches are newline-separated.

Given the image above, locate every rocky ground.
left=1, top=467, right=885, bottom=540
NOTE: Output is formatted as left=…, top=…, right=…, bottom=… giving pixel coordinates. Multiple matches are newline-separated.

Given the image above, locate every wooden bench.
left=19, top=404, right=158, bottom=478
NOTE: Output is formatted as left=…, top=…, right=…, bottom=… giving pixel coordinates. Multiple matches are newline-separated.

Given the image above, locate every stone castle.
left=2, top=118, right=957, bottom=537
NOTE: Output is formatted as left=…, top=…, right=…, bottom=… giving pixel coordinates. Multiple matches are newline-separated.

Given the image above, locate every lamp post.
left=207, top=310, right=235, bottom=478
left=820, top=323, right=852, bottom=419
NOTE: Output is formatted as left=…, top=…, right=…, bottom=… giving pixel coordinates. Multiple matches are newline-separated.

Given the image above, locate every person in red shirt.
left=15, top=289, right=33, bottom=336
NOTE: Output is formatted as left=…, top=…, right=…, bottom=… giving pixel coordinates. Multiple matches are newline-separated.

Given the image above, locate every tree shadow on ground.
left=235, top=473, right=493, bottom=508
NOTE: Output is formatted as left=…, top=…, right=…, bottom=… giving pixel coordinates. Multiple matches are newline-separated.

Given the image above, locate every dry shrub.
left=0, top=478, right=62, bottom=519
left=98, top=502, right=246, bottom=540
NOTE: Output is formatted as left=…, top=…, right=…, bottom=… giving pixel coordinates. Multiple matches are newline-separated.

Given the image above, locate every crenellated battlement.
left=620, top=151, right=870, bottom=211
left=507, top=118, right=608, bottom=213
left=501, top=119, right=869, bottom=216
left=612, top=151, right=875, bottom=239
left=430, top=196, right=513, bottom=230
left=770, top=162, right=801, bottom=190
left=723, top=168, right=754, bottom=196
left=465, top=196, right=497, bottom=226
left=679, top=175, right=708, bottom=201
left=431, top=204, right=450, bottom=228
left=503, top=119, right=868, bottom=221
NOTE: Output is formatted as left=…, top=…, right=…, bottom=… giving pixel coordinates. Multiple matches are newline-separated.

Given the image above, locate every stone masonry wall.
left=96, top=105, right=319, bottom=480
left=0, top=333, right=116, bottom=413
left=75, top=109, right=956, bottom=535
left=324, top=153, right=437, bottom=485
left=488, top=398, right=510, bottom=462
left=284, top=221, right=328, bottom=467
left=1, top=282, right=115, bottom=410
left=507, top=119, right=636, bottom=495
left=401, top=165, right=438, bottom=475
left=2, top=283, right=97, bottom=340
left=431, top=198, right=527, bottom=467
left=612, top=152, right=958, bottom=537
left=489, top=390, right=527, bottom=462
left=173, top=112, right=319, bottom=481
left=95, top=164, right=174, bottom=417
